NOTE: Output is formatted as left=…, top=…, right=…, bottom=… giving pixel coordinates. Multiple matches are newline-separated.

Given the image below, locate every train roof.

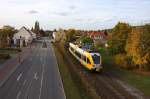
left=69, top=43, right=100, bottom=56
left=90, top=53, right=100, bottom=56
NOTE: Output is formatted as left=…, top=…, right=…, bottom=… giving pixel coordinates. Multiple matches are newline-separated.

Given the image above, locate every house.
left=52, top=32, right=56, bottom=39
left=30, top=31, right=36, bottom=40
left=87, top=31, right=108, bottom=47
left=13, top=27, right=36, bottom=47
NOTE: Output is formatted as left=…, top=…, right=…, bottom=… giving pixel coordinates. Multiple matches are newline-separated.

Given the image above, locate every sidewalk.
left=0, top=46, right=31, bottom=87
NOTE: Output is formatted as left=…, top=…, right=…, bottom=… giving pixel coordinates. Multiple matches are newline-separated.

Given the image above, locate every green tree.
left=110, top=22, right=131, bottom=54
left=82, top=37, right=93, bottom=44
left=34, top=21, right=40, bottom=34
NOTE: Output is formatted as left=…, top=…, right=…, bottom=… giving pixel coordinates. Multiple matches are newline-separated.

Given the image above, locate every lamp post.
left=18, top=36, right=22, bottom=64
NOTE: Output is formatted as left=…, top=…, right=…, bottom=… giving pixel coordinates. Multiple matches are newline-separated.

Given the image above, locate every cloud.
left=75, top=16, right=116, bottom=24
left=53, top=12, right=69, bottom=16
left=69, top=5, right=77, bottom=10
left=28, top=10, right=39, bottom=14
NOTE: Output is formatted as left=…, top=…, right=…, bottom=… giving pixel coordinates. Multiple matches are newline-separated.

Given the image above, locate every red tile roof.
left=87, top=31, right=107, bottom=39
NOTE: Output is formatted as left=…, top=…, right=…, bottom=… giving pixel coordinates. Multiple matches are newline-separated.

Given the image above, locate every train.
left=69, top=43, right=103, bottom=72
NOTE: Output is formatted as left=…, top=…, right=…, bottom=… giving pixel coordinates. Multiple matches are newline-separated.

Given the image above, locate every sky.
left=0, top=0, right=150, bottom=30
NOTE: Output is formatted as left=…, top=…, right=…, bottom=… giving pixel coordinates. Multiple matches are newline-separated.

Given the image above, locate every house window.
left=70, top=47, right=74, bottom=52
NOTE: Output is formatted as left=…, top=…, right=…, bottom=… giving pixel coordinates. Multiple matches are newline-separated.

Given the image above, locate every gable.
left=14, top=27, right=32, bottom=39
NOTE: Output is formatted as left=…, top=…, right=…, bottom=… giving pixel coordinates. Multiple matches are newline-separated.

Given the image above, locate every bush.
left=0, top=53, right=11, bottom=59
left=114, top=54, right=133, bottom=70
left=82, top=37, right=93, bottom=44
left=98, top=47, right=105, bottom=54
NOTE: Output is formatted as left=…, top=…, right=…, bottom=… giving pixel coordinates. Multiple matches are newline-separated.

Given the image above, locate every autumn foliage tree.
left=65, top=29, right=76, bottom=42
left=110, top=22, right=150, bottom=70
left=0, top=25, right=16, bottom=48
left=109, top=22, right=132, bottom=55
left=126, top=25, right=150, bottom=70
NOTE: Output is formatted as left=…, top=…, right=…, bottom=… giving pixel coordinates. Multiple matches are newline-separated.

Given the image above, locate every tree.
left=2, top=25, right=16, bottom=37
left=0, top=25, right=17, bottom=48
left=35, top=21, right=40, bottom=31
left=31, top=27, right=34, bottom=32
left=126, top=25, right=150, bottom=70
left=39, top=29, right=45, bottom=36
left=82, top=37, right=93, bottom=44
left=110, top=22, right=131, bottom=54
left=65, top=29, right=76, bottom=42
left=104, top=30, right=108, bottom=36
left=55, top=29, right=65, bottom=42
left=34, top=21, right=40, bottom=34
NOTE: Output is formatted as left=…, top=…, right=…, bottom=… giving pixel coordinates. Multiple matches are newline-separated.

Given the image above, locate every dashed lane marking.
left=40, top=57, right=43, bottom=61
left=24, top=80, right=33, bottom=98
left=17, top=73, right=23, bottom=81
left=16, top=91, right=21, bottom=99
left=23, top=79, right=27, bottom=85
left=30, top=58, right=32, bottom=61
left=38, top=61, right=45, bottom=99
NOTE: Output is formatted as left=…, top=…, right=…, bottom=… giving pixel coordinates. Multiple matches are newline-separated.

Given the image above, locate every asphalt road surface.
left=0, top=38, right=66, bottom=99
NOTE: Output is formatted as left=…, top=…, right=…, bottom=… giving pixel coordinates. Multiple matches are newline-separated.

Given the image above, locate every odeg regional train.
left=69, top=43, right=103, bottom=72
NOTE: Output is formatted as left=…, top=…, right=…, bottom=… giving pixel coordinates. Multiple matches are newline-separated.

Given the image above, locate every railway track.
left=90, top=72, right=134, bottom=99
left=55, top=44, right=147, bottom=99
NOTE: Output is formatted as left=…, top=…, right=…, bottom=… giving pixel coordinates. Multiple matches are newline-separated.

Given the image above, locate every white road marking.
left=38, top=61, right=45, bottom=99
left=23, top=79, right=27, bottom=85
left=40, top=57, right=42, bottom=61
left=16, top=91, right=21, bottom=99
left=24, top=80, right=33, bottom=98
left=17, top=73, right=23, bottom=81
left=34, top=72, right=38, bottom=80
left=30, top=58, right=32, bottom=61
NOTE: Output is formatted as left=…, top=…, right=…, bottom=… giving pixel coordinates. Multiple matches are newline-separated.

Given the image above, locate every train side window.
left=83, top=56, right=86, bottom=62
left=75, top=51, right=77, bottom=55
left=75, top=51, right=81, bottom=58
left=78, top=53, right=81, bottom=58
left=87, top=58, right=91, bottom=64
left=70, top=47, right=74, bottom=52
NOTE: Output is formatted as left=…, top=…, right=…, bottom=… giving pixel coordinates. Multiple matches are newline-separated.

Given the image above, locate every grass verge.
left=53, top=44, right=89, bottom=99
left=0, top=59, right=5, bottom=65
left=0, top=50, right=18, bottom=65
left=102, top=54, right=150, bottom=97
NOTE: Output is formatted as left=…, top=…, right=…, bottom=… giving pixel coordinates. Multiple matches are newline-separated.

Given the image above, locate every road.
left=0, top=38, right=66, bottom=99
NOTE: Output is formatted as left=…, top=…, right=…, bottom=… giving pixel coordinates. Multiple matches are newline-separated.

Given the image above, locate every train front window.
left=92, top=54, right=100, bottom=64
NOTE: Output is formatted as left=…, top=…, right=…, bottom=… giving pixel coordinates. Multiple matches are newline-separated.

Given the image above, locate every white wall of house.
left=31, top=31, right=36, bottom=39
left=13, top=27, right=33, bottom=46
left=52, top=32, right=56, bottom=39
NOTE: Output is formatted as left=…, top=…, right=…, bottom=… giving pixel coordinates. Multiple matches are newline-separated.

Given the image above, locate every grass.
left=0, top=49, right=18, bottom=58
left=53, top=45, right=84, bottom=99
left=0, top=59, right=5, bottom=65
left=102, top=53, right=150, bottom=97
left=0, top=49, right=18, bottom=65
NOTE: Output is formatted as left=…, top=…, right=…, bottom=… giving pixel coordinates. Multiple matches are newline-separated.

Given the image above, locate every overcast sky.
left=0, top=0, right=150, bottom=30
